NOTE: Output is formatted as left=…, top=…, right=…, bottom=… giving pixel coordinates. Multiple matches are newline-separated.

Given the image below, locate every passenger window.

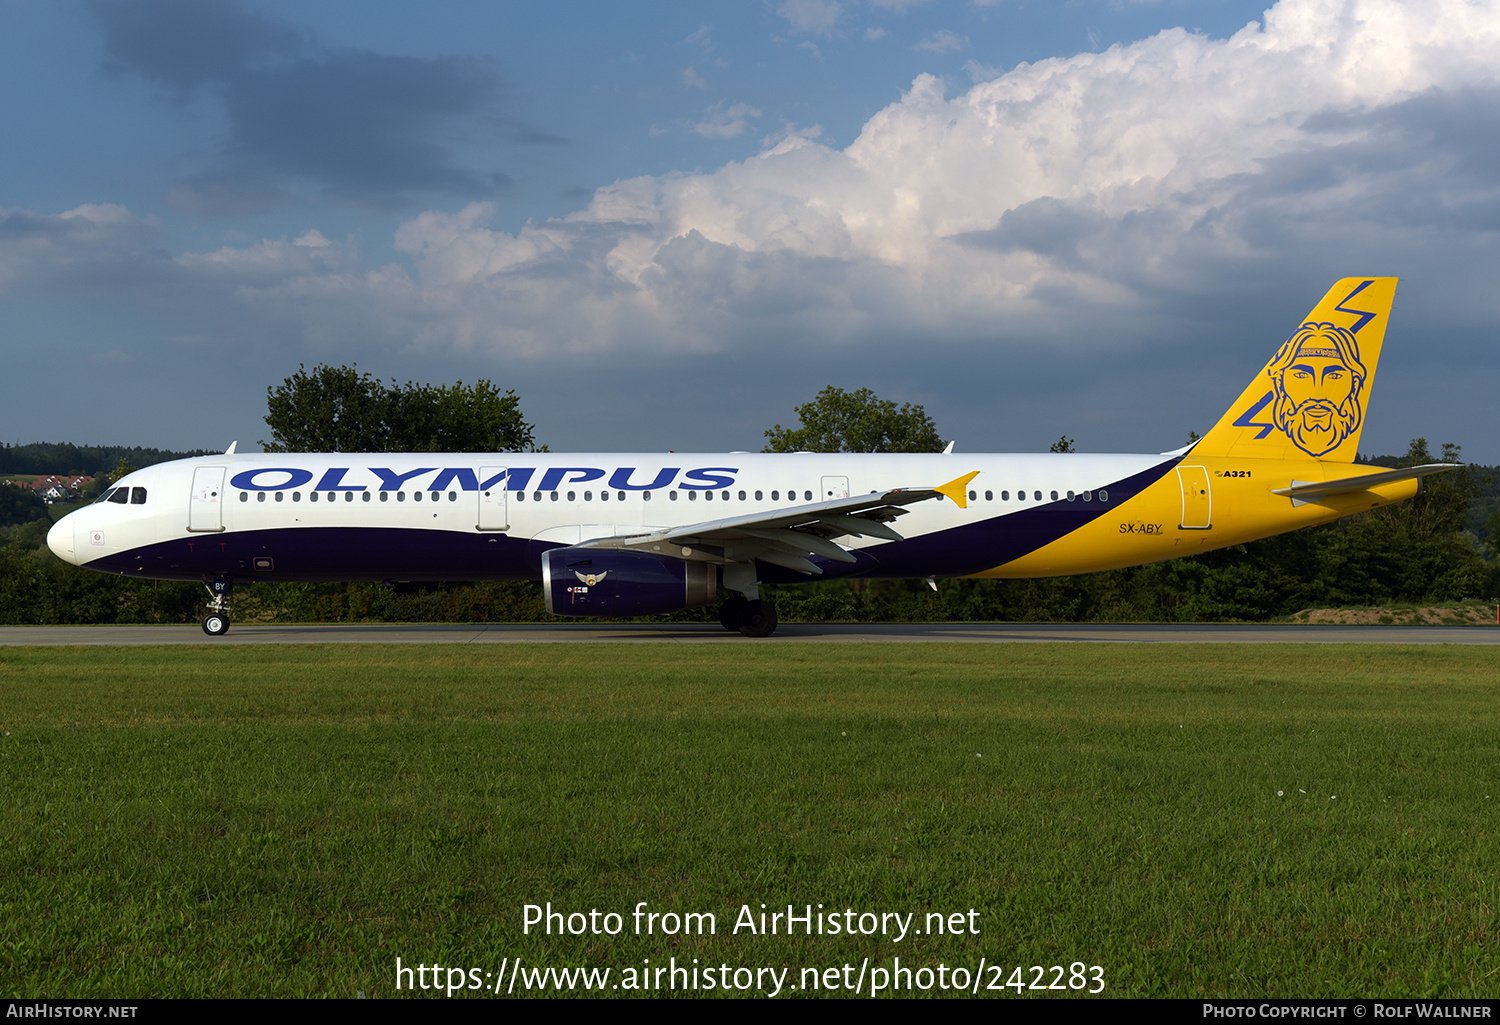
left=380, top=492, right=389, bottom=502
left=516, top=491, right=525, bottom=502
left=256, top=493, right=266, bottom=503
left=738, top=490, right=746, bottom=501
left=585, top=491, right=593, bottom=501
left=397, top=492, right=405, bottom=502
left=1018, top=490, right=1026, bottom=501
left=804, top=491, right=812, bottom=501
left=550, top=492, right=559, bottom=502
left=1082, top=491, right=1091, bottom=502
left=689, top=491, right=697, bottom=501
left=1050, top=491, right=1058, bottom=501
left=293, top=492, right=301, bottom=502
left=449, top=492, right=457, bottom=502
left=618, top=491, right=626, bottom=501
left=968, top=490, right=976, bottom=501
left=567, top=491, right=576, bottom=502
left=533, top=492, right=542, bottom=502
left=668, top=492, right=677, bottom=501
left=1066, top=491, right=1075, bottom=501
left=414, top=491, right=423, bottom=502
left=345, top=492, right=354, bottom=502
left=755, top=490, right=763, bottom=501
left=362, top=492, right=371, bottom=502
left=771, top=491, right=779, bottom=501
left=1100, top=490, right=1109, bottom=502
left=1001, top=491, right=1009, bottom=501
left=723, top=491, right=730, bottom=501
left=985, top=490, right=992, bottom=501
left=1034, top=491, right=1042, bottom=501
left=275, top=492, right=284, bottom=502
left=237, top=492, right=247, bottom=503
left=311, top=491, right=320, bottom=502
left=704, top=491, right=713, bottom=501
left=643, top=491, right=652, bottom=502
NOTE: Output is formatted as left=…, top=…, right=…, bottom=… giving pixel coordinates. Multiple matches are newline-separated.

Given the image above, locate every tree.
left=763, top=386, right=944, bottom=453
left=261, top=364, right=537, bottom=453
left=1383, top=438, right=1476, bottom=540
left=1049, top=436, right=1075, bottom=453
left=0, top=484, right=48, bottom=528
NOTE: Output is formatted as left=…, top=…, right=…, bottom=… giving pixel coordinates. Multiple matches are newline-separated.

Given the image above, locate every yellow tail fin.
left=1193, top=277, right=1397, bottom=462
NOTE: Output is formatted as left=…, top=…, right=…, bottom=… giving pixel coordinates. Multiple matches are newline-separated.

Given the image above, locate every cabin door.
left=188, top=466, right=226, bottom=533
left=1176, top=465, right=1212, bottom=530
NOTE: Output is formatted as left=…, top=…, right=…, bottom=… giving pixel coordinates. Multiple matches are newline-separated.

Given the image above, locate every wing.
left=577, top=471, right=978, bottom=575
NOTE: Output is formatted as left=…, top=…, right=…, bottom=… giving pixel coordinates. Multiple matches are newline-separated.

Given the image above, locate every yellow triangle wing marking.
left=935, top=471, right=980, bottom=509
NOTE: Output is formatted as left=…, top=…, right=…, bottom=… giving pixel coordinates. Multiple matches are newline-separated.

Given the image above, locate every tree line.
left=0, top=442, right=212, bottom=478
left=2, top=370, right=1497, bottom=625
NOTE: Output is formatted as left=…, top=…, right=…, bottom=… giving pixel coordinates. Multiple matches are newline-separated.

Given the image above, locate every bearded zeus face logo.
left=1266, top=322, right=1367, bottom=457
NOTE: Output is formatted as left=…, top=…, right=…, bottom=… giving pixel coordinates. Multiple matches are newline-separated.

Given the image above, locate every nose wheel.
left=201, top=577, right=233, bottom=637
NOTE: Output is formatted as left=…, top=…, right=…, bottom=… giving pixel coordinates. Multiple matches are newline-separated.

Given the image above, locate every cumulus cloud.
left=0, top=204, right=158, bottom=293
left=777, top=0, right=843, bottom=35
left=914, top=30, right=969, bottom=54
left=324, top=0, right=1500, bottom=364
left=693, top=102, right=765, bottom=139
left=32, top=0, right=1500, bottom=452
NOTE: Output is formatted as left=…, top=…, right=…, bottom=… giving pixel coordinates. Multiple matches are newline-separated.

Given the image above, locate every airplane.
left=46, top=277, right=1458, bottom=637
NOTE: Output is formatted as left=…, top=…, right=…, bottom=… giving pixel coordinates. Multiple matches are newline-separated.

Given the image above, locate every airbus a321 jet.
left=48, top=278, right=1456, bottom=637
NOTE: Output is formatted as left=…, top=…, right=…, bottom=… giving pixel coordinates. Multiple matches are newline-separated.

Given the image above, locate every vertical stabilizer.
left=1193, top=277, right=1397, bottom=462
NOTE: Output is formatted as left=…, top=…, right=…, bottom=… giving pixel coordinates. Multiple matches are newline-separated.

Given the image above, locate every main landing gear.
left=201, top=577, right=232, bottom=636
left=717, top=594, right=778, bottom=637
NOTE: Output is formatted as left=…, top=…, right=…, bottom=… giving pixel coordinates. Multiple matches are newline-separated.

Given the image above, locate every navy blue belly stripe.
left=760, top=456, right=1181, bottom=581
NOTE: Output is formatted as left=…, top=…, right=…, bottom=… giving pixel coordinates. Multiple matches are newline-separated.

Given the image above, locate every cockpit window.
left=107, top=488, right=129, bottom=504
left=131, top=487, right=147, bottom=504
left=94, top=488, right=118, bottom=504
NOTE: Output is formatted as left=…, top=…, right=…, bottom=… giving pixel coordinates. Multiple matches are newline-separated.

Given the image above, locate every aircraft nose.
left=47, top=515, right=77, bottom=565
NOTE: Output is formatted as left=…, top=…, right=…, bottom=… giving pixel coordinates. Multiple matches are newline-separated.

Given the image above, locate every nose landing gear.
left=201, top=577, right=233, bottom=636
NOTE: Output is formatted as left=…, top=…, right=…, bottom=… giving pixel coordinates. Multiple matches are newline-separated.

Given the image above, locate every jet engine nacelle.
left=542, top=547, right=717, bottom=617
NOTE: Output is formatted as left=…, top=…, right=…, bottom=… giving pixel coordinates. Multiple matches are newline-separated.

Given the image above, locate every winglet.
left=935, top=471, right=979, bottom=509
left=225, top=441, right=238, bottom=455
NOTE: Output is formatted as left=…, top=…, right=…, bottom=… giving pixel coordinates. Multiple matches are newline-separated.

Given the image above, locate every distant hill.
left=0, top=442, right=215, bottom=477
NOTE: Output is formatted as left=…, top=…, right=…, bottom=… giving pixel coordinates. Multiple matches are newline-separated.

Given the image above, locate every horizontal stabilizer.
left=1271, top=463, right=1460, bottom=506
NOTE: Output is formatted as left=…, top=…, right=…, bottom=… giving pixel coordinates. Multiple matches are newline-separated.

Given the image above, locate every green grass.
left=2, top=643, right=1498, bottom=998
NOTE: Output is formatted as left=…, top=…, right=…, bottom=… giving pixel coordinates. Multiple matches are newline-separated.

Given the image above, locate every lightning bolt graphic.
left=1334, top=279, right=1378, bottom=334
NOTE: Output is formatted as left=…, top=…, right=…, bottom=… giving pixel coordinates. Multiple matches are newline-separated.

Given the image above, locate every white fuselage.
left=48, top=450, right=1169, bottom=583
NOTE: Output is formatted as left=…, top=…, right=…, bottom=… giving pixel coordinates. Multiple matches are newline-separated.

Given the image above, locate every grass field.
left=2, top=643, right=1498, bottom=999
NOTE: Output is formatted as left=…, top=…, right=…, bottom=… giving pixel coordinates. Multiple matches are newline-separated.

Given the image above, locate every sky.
left=3, top=0, right=1499, bottom=461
